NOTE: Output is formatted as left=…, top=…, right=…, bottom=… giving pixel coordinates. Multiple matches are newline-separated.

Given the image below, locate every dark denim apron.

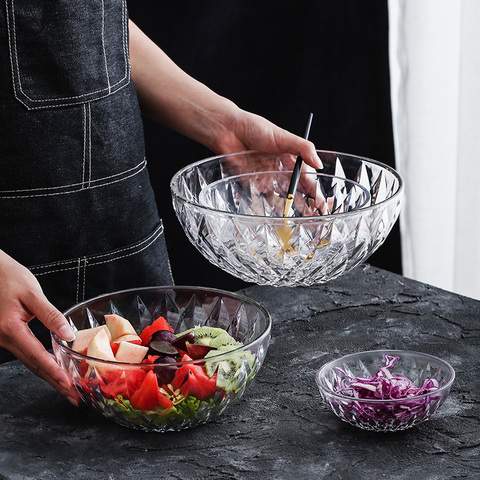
left=0, top=0, right=173, bottom=362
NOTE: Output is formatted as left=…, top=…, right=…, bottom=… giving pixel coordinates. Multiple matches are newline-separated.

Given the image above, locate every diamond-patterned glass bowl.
left=170, top=150, right=403, bottom=286
left=315, top=350, right=455, bottom=432
left=52, top=286, right=271, bottom=432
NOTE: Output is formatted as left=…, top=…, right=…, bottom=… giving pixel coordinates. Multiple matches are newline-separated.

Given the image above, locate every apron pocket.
left=6, top=0, right=130, bottom=109
left=29, top=222, right=174, bottom=315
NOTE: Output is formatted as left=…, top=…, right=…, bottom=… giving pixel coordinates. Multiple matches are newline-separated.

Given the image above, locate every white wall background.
left=389, top=0, right=480, bottom=300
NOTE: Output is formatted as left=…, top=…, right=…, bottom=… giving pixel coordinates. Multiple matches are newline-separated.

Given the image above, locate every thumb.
left=274, top=131, right=323, bottom=170
left=24, top=290, right=76, bottom=342
left=301, top=140, right=324, bottom=170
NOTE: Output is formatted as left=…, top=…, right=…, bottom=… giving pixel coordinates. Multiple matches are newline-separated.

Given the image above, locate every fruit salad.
left=70, top=314, right=254, bottom=425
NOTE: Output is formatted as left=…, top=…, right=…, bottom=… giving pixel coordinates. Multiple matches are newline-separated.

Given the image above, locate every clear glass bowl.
left=51, top=286, right=271, bottom=432
left=315, top=350, right=455, bottom=432
left=170, top=150, right=403, bottom=286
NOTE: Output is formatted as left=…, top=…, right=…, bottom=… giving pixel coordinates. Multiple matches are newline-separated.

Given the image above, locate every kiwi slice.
left=193, top=326, right=227, bottom=346
left=204, top=345, right=255, bottom=391
left=209, top=331, right=242, bottom=349
left=204, top=346, right=242, bottom=390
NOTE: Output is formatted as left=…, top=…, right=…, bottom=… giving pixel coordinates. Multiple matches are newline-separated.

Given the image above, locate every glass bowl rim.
left=198, top=171, right=372, bottom=214
left=315, top=349, right=455, bottom=404
left=52, top=285, right=272, bottom=368
left=170, top=149, right=405, bottom=221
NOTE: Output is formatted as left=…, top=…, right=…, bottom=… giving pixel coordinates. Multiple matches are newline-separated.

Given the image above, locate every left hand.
left=0, top=250, right=80, bottom=406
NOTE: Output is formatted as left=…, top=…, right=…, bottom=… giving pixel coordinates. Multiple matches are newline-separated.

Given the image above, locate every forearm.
left=128, top=20, right=238, bottom=153
left=128, top=20, right=322, bottom=168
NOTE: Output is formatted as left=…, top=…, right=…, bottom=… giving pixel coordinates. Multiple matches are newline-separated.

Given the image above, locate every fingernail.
left=66, top=394, right=80, bottom=407
left=58, top=325, right=75, bottom=342
left=314, top=153, right=324, bottom=169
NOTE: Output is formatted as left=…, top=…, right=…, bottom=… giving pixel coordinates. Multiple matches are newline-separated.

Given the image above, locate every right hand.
left=219, top=152, right=328, bottom=216
left=0, top=250, right=80, bottom=406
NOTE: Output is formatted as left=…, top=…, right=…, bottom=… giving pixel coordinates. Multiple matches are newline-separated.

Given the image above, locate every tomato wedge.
left=125, top=369, right=147, bottom=398
left=78, top=348, right=89, bottom=377
left=100, top=369, right=147, bottom=399
left=130, top=370, right=173, bottom=410
left=101, top=371, right=128, bottom=399
left=139, top=316, right=174, bottom=345
left=170, top=354, right=217, bottom=400
left=142, top=354, right=161, bottom=364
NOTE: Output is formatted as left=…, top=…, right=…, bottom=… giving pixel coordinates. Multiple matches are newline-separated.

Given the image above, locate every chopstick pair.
left=282, top=112, right=314, bottom=218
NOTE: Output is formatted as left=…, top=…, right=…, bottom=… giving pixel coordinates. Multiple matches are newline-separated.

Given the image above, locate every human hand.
left=211, top=108, right=323, bottom=171
left=210, top=152, right=327, bottom=218
left=209, top=109, right=328, bottom=213
left=0, top=250, right=80, bottom=406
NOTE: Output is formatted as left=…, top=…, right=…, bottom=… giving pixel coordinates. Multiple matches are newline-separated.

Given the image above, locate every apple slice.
left=105, top=314, right=137, bottom=340
left=86, top=328, right=117, bottom=373
left=110, top=334, right=142, bottom=355
left=115, top=341, right=149, bottom=363
left=71, top=325, right=112, bottom=353
left=111, top=333, right=142, bottom=345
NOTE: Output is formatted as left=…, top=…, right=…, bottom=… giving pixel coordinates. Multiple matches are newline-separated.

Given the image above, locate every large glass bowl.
left=315, top=350, right=455, bottom=432
left=51, top=286, right=271, bottom=432
left=170, top=150, right=403, bottom=286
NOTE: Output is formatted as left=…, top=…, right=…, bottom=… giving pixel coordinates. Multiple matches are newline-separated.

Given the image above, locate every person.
left=0, top=3, right=321, bottom=407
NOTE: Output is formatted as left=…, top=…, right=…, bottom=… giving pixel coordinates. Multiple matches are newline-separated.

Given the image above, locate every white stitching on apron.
left=101, top=0, right=112, bottom=93
left=121, top=0, right=129, bottom=80
left=75, top=258, right=81, bottom=304
left=81, top=104, right=92, bottom=189
left=82, top=104, right=86, bottom=187
left=74, top=257, right=88, bottom=304
left=5, top=0, right=20, bottom=102
left=0, top=158, right=147, bottom=198
left=6, top=0, right=129, bottom=107
left=81, top=257, right=87, bottom=303
left=87, top=102, right=92, bottom=188
left=30, top=223, right=164, bottom=275
left=8, top=82, right=131, bottom=110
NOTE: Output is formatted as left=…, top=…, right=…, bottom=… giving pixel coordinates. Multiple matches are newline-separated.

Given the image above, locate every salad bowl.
left=52, top=286, right=271, bottom=432
left=315, top=350, right=455, bottom=432
left=170, top=150, right=403, bottom=287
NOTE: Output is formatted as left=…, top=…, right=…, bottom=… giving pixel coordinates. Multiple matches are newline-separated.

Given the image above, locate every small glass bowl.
left=52, top=286, right=271, bottom=432
left=315, top=350, right=455, bottom=432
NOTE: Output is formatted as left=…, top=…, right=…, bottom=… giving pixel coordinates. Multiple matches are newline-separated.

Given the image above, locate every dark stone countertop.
left=0, top=265, right=479, bottom=480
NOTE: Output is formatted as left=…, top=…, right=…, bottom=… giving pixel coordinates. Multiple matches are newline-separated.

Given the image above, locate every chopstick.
left=282, top=113, right=314, bottom=217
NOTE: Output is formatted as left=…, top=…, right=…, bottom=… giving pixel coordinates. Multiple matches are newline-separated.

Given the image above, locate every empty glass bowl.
left=315, top=350, right=455, bottom=432
left=52, top=286, right=271, bottom=432
left=170, top=150, right=403, bottom=286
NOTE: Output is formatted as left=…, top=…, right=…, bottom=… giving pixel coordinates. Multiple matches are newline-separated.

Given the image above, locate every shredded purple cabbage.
left=333, top=355, right=440, bottom=427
